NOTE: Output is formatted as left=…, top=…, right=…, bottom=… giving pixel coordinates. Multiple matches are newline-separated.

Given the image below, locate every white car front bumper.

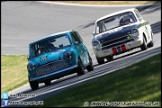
left=94, top=39, right=143, bottom=58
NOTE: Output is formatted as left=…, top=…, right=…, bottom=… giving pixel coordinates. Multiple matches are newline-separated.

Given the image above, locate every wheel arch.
left=143, top=32, right=147, bottom=43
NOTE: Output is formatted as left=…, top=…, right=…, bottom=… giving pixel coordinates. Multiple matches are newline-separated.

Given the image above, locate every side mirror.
left=75, top=41, right=79, bottom=45
left=92, top=32, right=95, bottom=36
left=27, top=56, right=30, bottom=60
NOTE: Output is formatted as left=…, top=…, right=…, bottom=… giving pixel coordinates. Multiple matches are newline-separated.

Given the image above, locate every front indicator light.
left=27, top=63, right=35, bottom=71
left=65, top=52, right=73, bottom=60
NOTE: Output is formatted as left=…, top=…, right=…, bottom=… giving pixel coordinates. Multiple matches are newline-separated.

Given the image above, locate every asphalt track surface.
left=1, top=1, right=161, bottom=107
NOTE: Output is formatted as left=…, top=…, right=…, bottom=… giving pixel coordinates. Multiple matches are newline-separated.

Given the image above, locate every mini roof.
left=29, top=30, right=74, bottom=45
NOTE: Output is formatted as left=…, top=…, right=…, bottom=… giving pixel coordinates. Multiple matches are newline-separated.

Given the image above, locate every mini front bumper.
left=94, top=39, right=143, bottom=58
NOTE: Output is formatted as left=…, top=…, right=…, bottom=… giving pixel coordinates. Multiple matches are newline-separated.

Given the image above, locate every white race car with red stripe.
left=92, top=8, right=154, bottom=64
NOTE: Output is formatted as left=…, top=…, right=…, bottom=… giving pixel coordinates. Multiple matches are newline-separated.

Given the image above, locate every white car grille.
left=102, top=35, right=133, bottom=50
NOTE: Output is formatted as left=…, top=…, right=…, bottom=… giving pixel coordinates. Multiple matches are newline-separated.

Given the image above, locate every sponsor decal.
left=40, top=56, right=47, bottom=62
left=112, top=44, right=126, bottom=54
left=138, top=21, right=149, bottom=28
left=112, top=47, right=117, bottom=54
left=117, top=46, right=121, bottom=53
left=121, top=44, right=126, bottom=51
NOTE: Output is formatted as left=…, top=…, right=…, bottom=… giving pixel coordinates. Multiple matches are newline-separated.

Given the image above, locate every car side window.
left=134, top=10, right=143, bottom=21
left=71, top=31, right=82, bottom=44
left=75, top=31, right=83, bottom=43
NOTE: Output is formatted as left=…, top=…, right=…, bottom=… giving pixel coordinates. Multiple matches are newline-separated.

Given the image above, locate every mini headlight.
left=92, top=40, right=100, bottom=46
left=131, top=29, right=139, bottom=37
left=64, top=52, right=73, bottom=60
left=27, top=63, right=35, bottom=71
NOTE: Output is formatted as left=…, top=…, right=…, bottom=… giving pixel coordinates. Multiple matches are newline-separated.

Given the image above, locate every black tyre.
left=77, top=59, right=85, bottom=76
left=28, top=76, right=38, bottom=90
left=147, top=40, right=154, bottom=48
left=148, top=33, right=154, bottom=48
left=86, top=55, right=94, bottom=72
left=96, top=57, right=104, bottom=64
left=140, top=36, right=148, bottom=51
left=106, top=55, right=113, bottom=62
left=44, top=80, right=51, bottom=86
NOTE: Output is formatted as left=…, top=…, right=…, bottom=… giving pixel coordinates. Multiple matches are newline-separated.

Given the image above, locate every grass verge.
left=42, top=53, right=161, bottom=107
left=1, top=55, right=28, bottom=93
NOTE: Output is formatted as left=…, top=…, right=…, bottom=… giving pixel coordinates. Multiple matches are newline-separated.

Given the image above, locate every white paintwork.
left=92, top=8, right=153, bottom=59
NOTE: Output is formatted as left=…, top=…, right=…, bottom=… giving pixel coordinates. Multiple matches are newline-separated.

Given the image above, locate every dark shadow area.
left=78, top=21, right=95, bottom=29
left=83, top=21, right=95, bottom=29
left=136, top=1, right=161, bottom=14
left=94, top=49, right=142, bottom=67
left=13, top=73, right=78, bottom=95
left=8, top=73, right=79, bottom=102
left=112, top=50, right=142, bottom=62
left=151, top=21, right=161, bottom=34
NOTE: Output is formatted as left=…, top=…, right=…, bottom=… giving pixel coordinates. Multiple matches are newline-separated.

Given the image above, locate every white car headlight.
left=92, top=40, right=102, bottom=50
left=92, top=40, right=100, bottom=46
left=131, top=29, right=139, bottom=37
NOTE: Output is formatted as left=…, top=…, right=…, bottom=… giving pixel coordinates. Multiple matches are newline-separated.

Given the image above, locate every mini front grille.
left=36, top=60, right=69, bottom=77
